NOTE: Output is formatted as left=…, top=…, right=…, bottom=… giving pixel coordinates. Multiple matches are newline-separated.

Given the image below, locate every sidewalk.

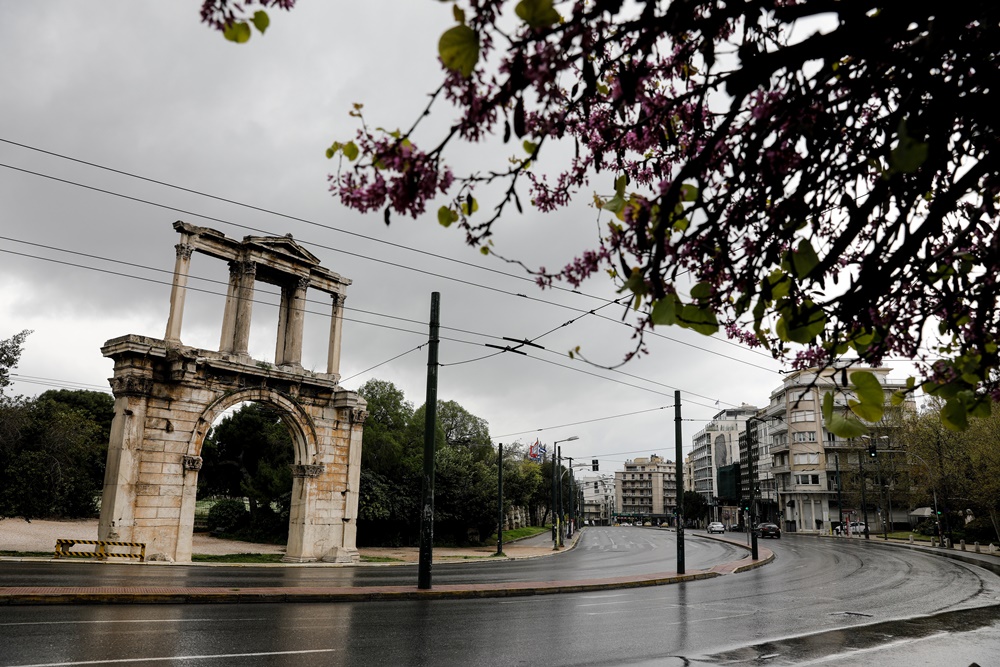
left=0, top=522, right=774, bottom=605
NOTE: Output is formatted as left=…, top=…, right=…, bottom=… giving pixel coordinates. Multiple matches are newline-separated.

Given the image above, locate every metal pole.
left=675, top=390, right=685, bottom=575
left=497, top=442, right=504, bottom=556
left=558, top=446, right=564, bottom=547
left=859, top=448, right=870, bottom=539
left=417, top=292, right=440, bottom=589
left=748, top=417, right=759, bottom=560
left=836, top=453, right=843, bottom=536
left=567, top=456, right=575, bottom=538
left=550, top=449, right=558, bottom=550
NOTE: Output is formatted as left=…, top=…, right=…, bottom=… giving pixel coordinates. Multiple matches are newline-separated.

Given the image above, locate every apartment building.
left=614, top=455, right=677, bottom=525
left=577, top=472, right=615, bottom=525
left=762, top=362, right=915, bottom=534
left=690, top=404, right=759, bottom=518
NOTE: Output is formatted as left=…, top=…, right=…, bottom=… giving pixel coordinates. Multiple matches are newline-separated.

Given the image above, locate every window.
left=794, top=474, right=820, bottom=485
left=793, top=452, right=819, bottom=465
left=793, top=431, right=817, bottom=443
left=791, top=410, right=815, bottom=423
left=789, top=389, right=813, bottom=403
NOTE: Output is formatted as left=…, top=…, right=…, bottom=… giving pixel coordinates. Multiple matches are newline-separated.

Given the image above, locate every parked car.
left=707, top=522, right=725, bottom=534
left=754, top=523, right=781, bottom=539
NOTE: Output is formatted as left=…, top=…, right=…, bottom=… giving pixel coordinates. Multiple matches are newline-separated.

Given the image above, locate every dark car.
left=754, top=523, right=781, bottom=539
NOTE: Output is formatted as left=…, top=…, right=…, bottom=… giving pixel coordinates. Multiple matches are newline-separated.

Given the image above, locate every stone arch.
left=189, top=387, right=319, bottom=465
left=97, top=222, right=366, bottom=564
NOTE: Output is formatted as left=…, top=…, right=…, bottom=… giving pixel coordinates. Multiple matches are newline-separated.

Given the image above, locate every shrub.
left=207, top=498, right=248, bottom=534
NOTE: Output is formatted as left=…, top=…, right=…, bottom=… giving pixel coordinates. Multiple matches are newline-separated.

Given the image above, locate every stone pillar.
left=285, top=463, right=324, bottom=562
left=232, top=261, right=256, bottom=356
left=277, top=277, right=309, bottom=367
left=219, top=262, right=240, bottom=353
left=98, top=374, right=154, bottom=544
left=327, top=292, right=345, bottom=375
left=175, top=455, right=203, bottom=563
left=164, top=242, right=194, bottom=344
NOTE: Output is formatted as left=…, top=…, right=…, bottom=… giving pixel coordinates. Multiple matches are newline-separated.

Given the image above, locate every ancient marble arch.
left=98, top=221, right=367, bottom=562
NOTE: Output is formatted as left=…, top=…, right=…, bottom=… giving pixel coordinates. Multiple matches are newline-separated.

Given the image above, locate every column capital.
left=296, top=276, right=311, bottom=291
left=292, top=464, right=325, bottom=478
left=174, top=243, right=194, bottom=260
left=109, top=374, right=154, bottom=397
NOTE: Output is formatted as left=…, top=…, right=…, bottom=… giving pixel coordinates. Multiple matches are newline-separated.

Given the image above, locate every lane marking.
left=7, top=648, right=339, bottom=667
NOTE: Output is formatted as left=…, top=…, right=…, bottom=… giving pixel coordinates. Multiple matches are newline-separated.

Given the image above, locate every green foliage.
left=0, top=390, right=109, bottom=520
left=199, top=403, right=294, bottom=542
left=682, top=490, right=709, bottom=521
left=0, top=330, right=31, bottom=393
left=207, top=498, right=249, bottom=533
left=438, top=24, right=479, bottom=78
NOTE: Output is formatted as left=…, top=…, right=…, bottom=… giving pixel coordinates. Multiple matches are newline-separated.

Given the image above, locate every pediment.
left=243, top=235, right=321, bottom=266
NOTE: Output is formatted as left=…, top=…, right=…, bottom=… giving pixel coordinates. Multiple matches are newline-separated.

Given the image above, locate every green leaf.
left=325, top=141, right=342, bottom=159
left=251, top=10, right=269, bottom=34
left=677, top=304, right=719, bottom=336
left=461, top=197, right=479, bottom=215
left=603, top=193, right=625, bottom=215
left=614, top=174, right=627, bottom=197
left=650, top=294, right=680, bottom=326
left=941, top=398, right=968, bottom=431
left=522, top=140, right=538, bottom=155
left=452, top=4, right=466, bottom=23
left=822, top=391, right=869, bottom=438
left=438, top=25, right=479, bottom=78
left=438, top=206, right=458, bottom=227
left=223, top=21, right=252, bottom=43
left=777, top=300, right=826, bottom=344
left=480, top=246, right=490, bottom=256
left=680, top=183, right=698, bottom=202
left=848, top=371, right=885, bottom=422
left=690, top=282, right=712, bottom=302
left=889, top=117, right=929, bottom=174
left=515, top=0, right=561, bottom=29
left=342, top=141, right=359, bottom=162
left=791, top=239, right=820, bottom=280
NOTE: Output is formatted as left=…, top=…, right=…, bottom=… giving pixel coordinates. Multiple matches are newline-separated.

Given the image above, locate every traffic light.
left=592, top=459, right=599, bottom=471
left=868, top=443, right=877, bottom=458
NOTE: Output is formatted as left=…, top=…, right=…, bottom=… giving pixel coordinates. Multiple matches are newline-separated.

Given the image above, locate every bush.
left=207, top=498, right=249, bottom=534
left=962, top=517, right=999, bottom=544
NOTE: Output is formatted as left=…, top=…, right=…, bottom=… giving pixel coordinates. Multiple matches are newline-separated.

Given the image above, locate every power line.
left=494, top=405, right=674, bottom=438
left=1, top=242, right=745, bottom=404
left=0, top=159, right=782, bottom=371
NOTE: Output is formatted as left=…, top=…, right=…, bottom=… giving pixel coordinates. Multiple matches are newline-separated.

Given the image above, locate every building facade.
left=614, top=455, right=677, bottom=525
left=577, top=472, right=615, bottom=525
left=690, top=404, right=758, bottom=522
left=763, top=362, right=914, bottom=534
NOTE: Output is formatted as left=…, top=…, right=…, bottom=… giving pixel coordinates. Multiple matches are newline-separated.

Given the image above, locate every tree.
left=0, top=330, right=31, bottom=394
left=0, top=392, right=109, bottom=520
left=203, top=2, right=1000, bottom=433
left=200, top=403, right=294, bottom=540
left=683, top=490, right=708, bottom=524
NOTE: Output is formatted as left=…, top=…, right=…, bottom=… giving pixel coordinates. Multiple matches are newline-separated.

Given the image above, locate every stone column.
left=219, top=262, right=240, bottom=353
left=277, top=277, right=309, bottom=367
left=327, top=292, right=345, bottom=375
left=232, top=261, right=256, bottom=356
left=164, top=242, right=194, bottom=344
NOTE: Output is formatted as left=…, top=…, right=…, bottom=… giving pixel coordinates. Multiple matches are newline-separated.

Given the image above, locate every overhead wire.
left=0, top=152, right=782, bottom=368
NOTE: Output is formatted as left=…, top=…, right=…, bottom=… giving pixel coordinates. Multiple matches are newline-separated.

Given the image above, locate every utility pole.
left=558, top=446, right=564, bottom=547
left=675, top=390, right=684, bottom=575
left=836, top=453, right=843, bottom=536
left=550, top=448, right=558, bottom=549
left=859, top=447, right=870, bottom=540
left=417, top=292, right=440, bottom=589
left=566, top=456, right=576, bottom=537
left=496, top=442, right=504, bottom=556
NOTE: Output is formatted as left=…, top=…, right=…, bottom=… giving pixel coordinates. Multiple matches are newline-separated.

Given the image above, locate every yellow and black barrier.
left=54, top=539, right=146, bottom=562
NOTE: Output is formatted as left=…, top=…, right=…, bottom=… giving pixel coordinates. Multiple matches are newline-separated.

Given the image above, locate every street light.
left=552, top=436, right=579, bottom=548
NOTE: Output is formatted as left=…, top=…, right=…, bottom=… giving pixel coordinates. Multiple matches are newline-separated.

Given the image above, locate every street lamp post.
left=552, top=436, right=579, bottom=548
left=906, top=451, right=943, bottom=546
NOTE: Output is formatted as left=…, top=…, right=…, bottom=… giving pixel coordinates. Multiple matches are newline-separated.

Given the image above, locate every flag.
left=529, top=439, right=540, bottom=461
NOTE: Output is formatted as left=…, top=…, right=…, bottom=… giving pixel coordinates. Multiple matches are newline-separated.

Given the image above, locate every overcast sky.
left=0, top=2, right=917, bottom=472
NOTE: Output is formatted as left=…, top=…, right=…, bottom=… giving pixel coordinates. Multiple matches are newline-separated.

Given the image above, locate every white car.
left=707, top=522, right=725, bottom=534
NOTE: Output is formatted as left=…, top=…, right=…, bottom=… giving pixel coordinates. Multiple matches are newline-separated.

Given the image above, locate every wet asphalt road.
left=0, top=527, right=744, bottom=588
left=1, top=529, right=999, bottom=666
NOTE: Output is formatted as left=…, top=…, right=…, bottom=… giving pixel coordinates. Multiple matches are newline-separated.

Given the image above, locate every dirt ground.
left=0, top=518, right=561, bottom=562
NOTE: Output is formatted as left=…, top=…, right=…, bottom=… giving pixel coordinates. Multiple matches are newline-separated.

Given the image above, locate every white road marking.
left=7, top=648, right=339, bottom=667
